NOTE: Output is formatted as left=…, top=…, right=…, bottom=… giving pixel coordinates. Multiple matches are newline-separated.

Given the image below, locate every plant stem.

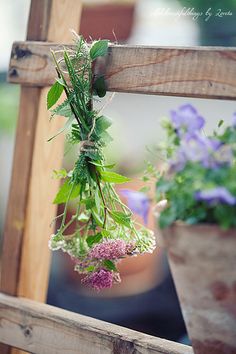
left=51, top=50, right=82, bottom=127
left=95, top=170, right=107, bottom=228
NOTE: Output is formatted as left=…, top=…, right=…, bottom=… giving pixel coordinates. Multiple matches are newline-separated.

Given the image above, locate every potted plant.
left=154, top=104, right=236, bottom=353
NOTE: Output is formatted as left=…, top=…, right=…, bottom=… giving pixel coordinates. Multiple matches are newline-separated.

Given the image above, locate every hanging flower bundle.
left=47, top=34, right=155, bottom=291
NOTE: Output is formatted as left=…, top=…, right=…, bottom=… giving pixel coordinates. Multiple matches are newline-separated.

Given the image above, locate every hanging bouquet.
left=47, top=34, right=155, bottom=291
left=156, top=104, right=236, bottom=230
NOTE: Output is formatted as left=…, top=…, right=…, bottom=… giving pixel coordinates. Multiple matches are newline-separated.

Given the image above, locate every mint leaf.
left=100, top=171, right=131, bottom=184
left=103, top=259, right=117, bottom=272
left=53, top=179, right=80, bottom=204
left=109, top=211, right=131, bottom=228
left=90, top=40, right=109, bottom=60
left=86, top=233, right=103, bottom=247
left=47, top=81, right=64, bottom=109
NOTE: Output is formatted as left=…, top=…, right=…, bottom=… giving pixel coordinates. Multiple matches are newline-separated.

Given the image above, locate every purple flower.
left=184, top=134, right=222, bottom=168
left=195, top=187, right=236, bottom=205
left=170, top=133, right=232, bottom=172
left=170, top=104, right=205, bottom=137
left=120, top=189, right=150, bottom=224
left=82, top=269, right=114, bottom=291
left=89, top=239, right=127, bottom=260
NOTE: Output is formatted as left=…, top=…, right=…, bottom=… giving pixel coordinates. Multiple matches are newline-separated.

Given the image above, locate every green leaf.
left=52, top=168, right=68, bottom=179
left=89, top=161, right=116, bottom=169
left=56, top=78, right=66, bottom=87
left=47, top=115, right=74, bottom=142
left=93, top=76, right=106, bottom=97
left=90, top=40, right=109, bottom=60
left=86, top=233, right=103, bottom=247
left=52, top=103, right=72, bottom=117
left=94, top=189, right=101, bottom=213
left=218, top=119, right=224, bottom=128
left=109, top=211, right=131, bottom=228
left=47, top=81, right=64, bottom=109
left=96, top=115, right=112, bottom=131
left=82, top=198, right=96, bottom=210
left=103, top=259, right=118, bottom=272
left=91, top=209, right=103, bottom=227
left=100, top=171, right=131, bottom=184
left=101, top=229, right=111, bottom=237
left=84, top=265, right=95, bottom=272
left=53, top=179, right=81, bottom=204
left=99, top=131, right=113, bottom=145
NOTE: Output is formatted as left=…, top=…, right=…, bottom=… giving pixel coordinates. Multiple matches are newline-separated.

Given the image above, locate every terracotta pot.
left=160, top=223, right=236, bottom=354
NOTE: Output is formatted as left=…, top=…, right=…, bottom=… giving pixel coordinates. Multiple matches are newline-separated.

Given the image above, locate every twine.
left=79, top=140, right=97, bottom=153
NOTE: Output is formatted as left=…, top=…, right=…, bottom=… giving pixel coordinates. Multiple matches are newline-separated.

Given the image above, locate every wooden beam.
left=1, top=0, right=52, bottom=298
left=8, top=42, right=236, bottom=100
left=1, top=1, right=82, bottom=354
left=1, top=0, right=82, bottom=301
left=16, top=0, right=83, bottom=304
left=0, top=293, right=193, bottom=354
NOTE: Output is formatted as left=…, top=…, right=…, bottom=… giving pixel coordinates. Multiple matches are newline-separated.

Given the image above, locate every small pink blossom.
left=89, top=239, right=127, bottom=260
left=82, top=269, right=113, bottom=290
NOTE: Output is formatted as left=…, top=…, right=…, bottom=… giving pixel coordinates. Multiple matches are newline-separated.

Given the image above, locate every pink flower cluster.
left=82, top=269, right=113, bottom=291
left=89, top=239, right=128, bottom=260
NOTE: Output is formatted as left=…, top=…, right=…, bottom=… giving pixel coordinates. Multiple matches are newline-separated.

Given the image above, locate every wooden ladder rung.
left=8, top=41, right=236, bottom=100
left=0, top=292, right=193, bottom=354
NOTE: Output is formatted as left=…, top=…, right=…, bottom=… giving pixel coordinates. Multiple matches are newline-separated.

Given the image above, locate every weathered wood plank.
left=16, top=0, right=82, bottom=303
left=1, top=0, right=52, bottom=299
left=8, top=42, right=236, bottom=100
left=1, top=2, right=53, bottom=354
left=2, top=0, right=82, bottom=302
left=0, top=293, right=193, bottom=354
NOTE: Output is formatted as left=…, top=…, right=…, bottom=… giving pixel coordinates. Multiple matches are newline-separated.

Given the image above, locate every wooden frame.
left=0, top=293, right=193, bottom=354
left=8, top=41, right=236, bottom=100
left=1, top=0, right=236, bottom=353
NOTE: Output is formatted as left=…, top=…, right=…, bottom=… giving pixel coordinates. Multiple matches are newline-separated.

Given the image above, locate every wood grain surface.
left=1, top=0, right=52, bottom=298
left=16, top=0, right=82, bottom=303
left=8, top=42, right=236, bottom=100
left=0, top=293, right=193, bottom=354
left=1, top=1, right=82, bottom=353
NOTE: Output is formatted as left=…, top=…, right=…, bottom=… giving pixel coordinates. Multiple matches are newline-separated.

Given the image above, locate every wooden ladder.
left=0, top=0, right=235, bottom=353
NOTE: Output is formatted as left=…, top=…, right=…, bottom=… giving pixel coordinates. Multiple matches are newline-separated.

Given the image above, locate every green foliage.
left=90, top=40, right=109, bottom=60
left=103, top=259, right=118, bottom=272
left=93, top=76, right=107, bottom=97
left=52, top=168, right=68, bottom=179
left=86, top=233, right=103, bottom=247
left=109, top=211, right=131, bottom=227
left=47, top=81, right=64, bottom=109
left=53, top=179, right=81, bottom=204
left=100, top=171, right=131, bottom=184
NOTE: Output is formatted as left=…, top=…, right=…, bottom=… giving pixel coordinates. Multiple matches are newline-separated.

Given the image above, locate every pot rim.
left=162, top=221, right=236, bottom=235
